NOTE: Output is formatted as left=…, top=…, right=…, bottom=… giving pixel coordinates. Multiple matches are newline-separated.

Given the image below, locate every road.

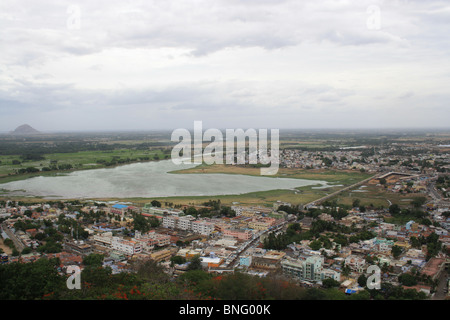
left=427, top=182, right=450, bottom=206
left=1, top=223, right=25, bottom=252
left=305, top=172, right=384, bottom=208
left=223, top=217, right=294, bottom=268
left=432, top=268, right=449, bottom=300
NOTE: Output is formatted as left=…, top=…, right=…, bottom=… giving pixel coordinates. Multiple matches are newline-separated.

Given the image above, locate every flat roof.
left=112, top=204, right=128, bottom=209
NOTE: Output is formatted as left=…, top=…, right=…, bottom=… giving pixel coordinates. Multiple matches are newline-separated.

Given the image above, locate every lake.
left=0, top=160, right=329, bottom=199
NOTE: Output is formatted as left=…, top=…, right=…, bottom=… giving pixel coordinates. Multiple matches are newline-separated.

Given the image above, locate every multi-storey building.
left=110, top=237, right=142, bottom=255
left=93, top=232, right=142, bottom=255
left=223, top=228, right=253, bottom=241
left=344, top=255, right=367, bottom=273
left=134, top=230, right=171, bottom=250
left=248, top=217, right=276, bottom=231
left=191, top=220, right=215, bottom=236
left=281, top=255, right=341, bottom=283
left=162, top=214, right=197, bottom=231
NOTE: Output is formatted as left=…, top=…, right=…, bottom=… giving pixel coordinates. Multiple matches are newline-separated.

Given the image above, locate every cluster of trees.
left=12, top=163, right=75, bottom=175
left=306, top=205, right=349, bottom=221
left=57, top=215, right=89, bottom=240
left=410, top=232, right=442, bottom=260
left=356, top=274, right=428, bottom=300
left=263, top=217, right=376, bottom=252
left=183, top=204, right=236, bottom=219
left=96, top=156, right=148, bottom=167
left=132, top=213, right=160, bottom=234
left=11, top=214, right=89, bottom=255
left=16, top=166, right=40, bottom=174
left=0, top=136, right=171, bottom=156
left=0, top=253, right=339, bottom=300
left=436, top=175, right=449, bottom=197
left=388, top=203, right=437, bottom=227
left=277, top=205, right=302, bottom=216
left=263, top=223, right=304, bottom=250
left=0, top=253, right=426, bottom=301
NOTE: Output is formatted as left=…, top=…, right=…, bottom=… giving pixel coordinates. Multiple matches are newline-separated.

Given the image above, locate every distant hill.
left=10, top=124, right=41, bottom=135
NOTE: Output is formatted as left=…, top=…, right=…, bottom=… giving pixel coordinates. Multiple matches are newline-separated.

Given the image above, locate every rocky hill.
left=10, top=124, right=41, bottom=135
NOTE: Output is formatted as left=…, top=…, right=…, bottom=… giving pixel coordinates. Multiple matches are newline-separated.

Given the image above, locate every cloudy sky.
left=0, top=0, right=449, bottom=132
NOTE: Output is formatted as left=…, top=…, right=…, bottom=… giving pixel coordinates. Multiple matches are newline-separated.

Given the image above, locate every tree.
left=83, top=253, right=104, bottom=267
left=358, top=274, right=368, bottom=288
left=220, top=206, right=236, bottom=217
left=185, top=207, right=198, bottom=217
left=322, top=278, right=340, bottom=288
left=21, top=247, right=32, bottom=255
left=170, top=255, right=186, bottom=266
left=133, top=214, right=150, bottom=233
left=81, top=264, right=113, bottom=289
left=425, top=232, right=442, bottom=259
left=411, top=197, right=427, bottom=208
left=24, top=209, right=33, bottom=217
left=288, top=223, right=301, bottom=232
left=309, top=240, right=323, bottom=251
left=187, top=255, right=203, bottom=271
left=391, top=245, right=403, bottom=259
left=151, top=200, right=161, bottom=207
left=398, top=273, right=417, bottom=287
left=341, top=263, right=351, bottom=277
left=389, top=204, right=401, bottom=215
left=133, top=260, right=170, bottom=284
left=148, top=216, right=160, bottom=228
left=178, top=269, right=211, bottom=287
left=0, top=257, right=64, bottom=300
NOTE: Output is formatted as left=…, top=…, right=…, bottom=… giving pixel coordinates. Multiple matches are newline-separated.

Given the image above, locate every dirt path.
left=0, top=238, right=12, bottom=255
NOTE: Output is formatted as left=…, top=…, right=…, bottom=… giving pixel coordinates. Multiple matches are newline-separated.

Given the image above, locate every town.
left=0, top=140, right=449, bottom=300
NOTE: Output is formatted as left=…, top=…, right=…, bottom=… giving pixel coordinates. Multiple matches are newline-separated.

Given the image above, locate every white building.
left=162, top=215, right=177, bottom=229
left=178, top=215, right=196, bottom=231
left=93, top=232, right=142, bottom=255
left=162, top=214, right=196, bottom=231
left=111, top=237, right=142, bottom=255
left=93, top=232, right=113, bottom=246
left=191, top=220, right=215, bottom=236
left=344, top=255, right=367, bottom=273
left=281, top=255, right=340, bottom=283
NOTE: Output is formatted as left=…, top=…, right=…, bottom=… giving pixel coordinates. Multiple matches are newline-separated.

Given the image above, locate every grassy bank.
left=0, top=161, right=372, bottom=208
left=170, top=163, right=371, bottom=183
left=0, top=149, right=167, bottom=183
left=326, top=184, right=430, bottom=209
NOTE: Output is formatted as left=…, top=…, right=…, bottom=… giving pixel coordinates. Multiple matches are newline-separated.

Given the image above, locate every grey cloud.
left=0, top=0, right=449, bottom=130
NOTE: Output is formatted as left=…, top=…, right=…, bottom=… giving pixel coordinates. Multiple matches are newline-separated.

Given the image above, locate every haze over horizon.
left=1, top=0, right=450, bottom=132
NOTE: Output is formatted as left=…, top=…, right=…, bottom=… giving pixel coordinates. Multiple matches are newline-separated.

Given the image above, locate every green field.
left=87, top=185, right=341, bottom=208
left=326, top=184, right=429, bottom=209
left=0, top=149, right=168, bottom=183
left=158, top=164, right=373, bottom=207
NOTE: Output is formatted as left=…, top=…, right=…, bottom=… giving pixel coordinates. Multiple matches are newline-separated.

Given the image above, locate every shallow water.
left=0, top=160, right=329, bottom=199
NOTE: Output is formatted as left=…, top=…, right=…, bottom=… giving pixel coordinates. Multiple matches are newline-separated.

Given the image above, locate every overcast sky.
left=0, top=0, right=449, bottom=132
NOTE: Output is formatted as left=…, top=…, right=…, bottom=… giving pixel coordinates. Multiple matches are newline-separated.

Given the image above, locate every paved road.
left=305, top=172, right=384, bottom=207
left=224, top=217, right=294, bottom=268
left=427, top=182, right=450, bottom=207
left=432, top=269, right=449, bottom=300
left=1, top=223, right=25, bottom=252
